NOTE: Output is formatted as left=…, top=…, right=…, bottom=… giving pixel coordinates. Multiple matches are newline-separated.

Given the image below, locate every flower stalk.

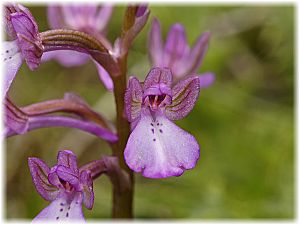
left=110, top=56, right=134, bottom=218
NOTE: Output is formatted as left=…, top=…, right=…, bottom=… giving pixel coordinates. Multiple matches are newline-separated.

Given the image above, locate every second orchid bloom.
left=124, top=67, right=200, bottom=179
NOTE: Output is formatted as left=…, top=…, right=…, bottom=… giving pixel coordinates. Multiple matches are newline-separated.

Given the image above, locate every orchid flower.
left=148, top=18, right=215, bottom=88
left=4, top=93, right=118, bottom=142
left=3, top=4, right=43, bottom=97
left=28, top=150, right=94, bottom=221
left=28, top=150, right=130, bottom=221
left=42, top=4, right=114, bottom=90
left=124, top=67, right=200, bottom=178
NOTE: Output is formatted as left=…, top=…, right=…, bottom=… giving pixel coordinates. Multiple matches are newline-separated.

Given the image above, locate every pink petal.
left=163, top=23, right=189, bottom=67
left=148, top=18, right=163, bottom=66
left=124, top=76, right=143, bottom=122
left=56, top=165, right=80, bottom=190
left=143, top=67, right=173, bottom=91
left=93, top=60, right=114, bottom=91
left=47, top=6, right=66, bottom=29
left=95, top=5, right=114, bottom=33
left=33, top=192, right=85, bottom=222
left=165, top=75, right=200, bottom=120
left=80, top=170, right=94, bottom=209
left=28, top=157, right=59, bottom=201
left=11, top=12, right=42, bottom=70
left=199, top=72, right=215, bottom=88
left=124, top=111, right=200, bottom=178
left=2, top=41, right=23, bottom=97
left=57, top=150, right=78, bottom=174
left=186, top=32, right=210, bottom=74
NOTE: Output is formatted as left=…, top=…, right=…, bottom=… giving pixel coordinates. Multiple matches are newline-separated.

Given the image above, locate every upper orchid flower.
left=28, top=150, right=94, bottom=221
left=124, top=67, right=200, bottom=178
left=42, top=4, right=114, bottom=90
left=3, top=4, right=43, bottom=97
left=148, top=18, right=215, bottom=88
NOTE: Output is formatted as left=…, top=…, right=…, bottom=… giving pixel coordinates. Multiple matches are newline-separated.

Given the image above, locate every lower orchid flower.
left=28, top=150, right=130, bottom=221
left=28, top=150, right=94, bottom=221
left=124, top=67, right=200, bottom=178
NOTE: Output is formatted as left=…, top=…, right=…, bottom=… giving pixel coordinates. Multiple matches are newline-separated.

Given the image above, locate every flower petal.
left=93, top=60, right=114, bottom=91
left=47, top=6, right=66, bottom=29
left=80, top=170, right=94, bottom=209
left=165, top=75, right=200, bottom=120
left=57, top=150, right=78, bottom=174
left=95, top=5, right=114, bottom=33
left=42, top=50, right=89, bottom=67
left=28, top=157, right=59, bottom=201
left=56, top=166, right=79, bottom=190
left=163, top=23, right=189, bottom=67
left=124, top=111, right=200, bottom=178
left=2, top=41, right=23, bottom=97
left=124, top=76, right=143, bottom=122
left=199, top=72, right=215, bottom=88
left=48, top=166, right=62, bottom=188
left=148, top=18, right=163, bottom=67
left=33, top=192, right=85, bottom=222
left=143, top=67, right=173, bottom=91
left=11, top=12, right=42, bottom=70
left=186, top=32, right=210, bottom=74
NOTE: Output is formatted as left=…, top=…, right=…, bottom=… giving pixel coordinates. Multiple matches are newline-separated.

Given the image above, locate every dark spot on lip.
left=9, top=56, right=12, bottom=59
left=76, top=201, right=79, bottom=204
left=66, top=212, right=69, bottom=217
left=68, top=206, right=71, bottom=210
left=153, top=138, right=156, bottom=142
left=151, top=123, right=154, bottom=126
left=159, top=129, right=163, bottom=133
left=60, top=208, right=63, bottom=212
left=151, top=128, right=154, bottom=134
left=4, top=58, right=7, bottom=61
left=157, top=123, right=159, bottom=126
left=56, top=217, right=59, bottom=220
left=6, top=50, right=9, bottom=53
left=60, top=203, right=64, bottom=206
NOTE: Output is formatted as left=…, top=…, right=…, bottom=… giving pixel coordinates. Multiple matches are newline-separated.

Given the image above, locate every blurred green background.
left=5, top=4, right=294, bottom=220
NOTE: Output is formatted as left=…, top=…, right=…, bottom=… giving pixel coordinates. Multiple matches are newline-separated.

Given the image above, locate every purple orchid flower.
left=3, top=4, right=43, bottom=97
left=42, top=4, right=114, bottom=90
left=28, top=150, right=93, bottom=221
left=124, top=67, right=200, bottom=179
left=148, top=18, right=215, bottom=88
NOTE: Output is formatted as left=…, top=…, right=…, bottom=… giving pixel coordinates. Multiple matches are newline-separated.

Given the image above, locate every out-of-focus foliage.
left=5, top=5, right=294, bottom=219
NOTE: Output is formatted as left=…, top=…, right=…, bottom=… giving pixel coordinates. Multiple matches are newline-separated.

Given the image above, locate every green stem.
left=111, top=57, right=134, bottom=218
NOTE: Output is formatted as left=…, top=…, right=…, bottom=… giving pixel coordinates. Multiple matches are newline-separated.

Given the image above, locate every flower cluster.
left=3, top=2, right=214, bottom=221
